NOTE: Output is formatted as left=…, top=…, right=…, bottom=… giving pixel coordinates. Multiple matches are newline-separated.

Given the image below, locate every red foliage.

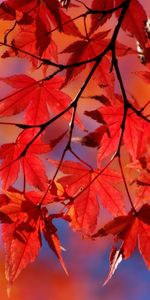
left=0, top=0, right=150, bottom=292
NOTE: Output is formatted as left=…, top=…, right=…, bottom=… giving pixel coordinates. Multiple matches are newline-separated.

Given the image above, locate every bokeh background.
left=0, top=0, right=150, bottom=299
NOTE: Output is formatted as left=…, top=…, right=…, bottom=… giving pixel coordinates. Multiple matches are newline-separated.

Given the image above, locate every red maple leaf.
left=90, top=0, right=114, bottom=35
left=0, top=190, right=67, bottom=283
left=0, top=75, right=74, bottom=124
left=61, top=29, right=134, bottom=101
left=49, top=160, right=125, bottom=234
left=84, top=99, right=150, bottom=164
left=0, top=0, right=82, bottom=60
left=115, top=0, right=148, bottom=49
left=0, top=129, right=50, bottom=190
left=93, top=204, right=150, bottom=283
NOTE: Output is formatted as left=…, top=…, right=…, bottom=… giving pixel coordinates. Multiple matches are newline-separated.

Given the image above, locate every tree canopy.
left=0, top=0, right=150, bottom=294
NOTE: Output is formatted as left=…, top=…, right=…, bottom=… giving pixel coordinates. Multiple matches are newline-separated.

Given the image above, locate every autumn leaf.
left=43, top=217, right=68, bottom=275
left=0, top=75, right=74, bottom=124
left=85, top=100, right=150, bottom=164
left=3, top=222, right=41, bottom=283
left=0, top=190, right=42, bottom=283
left=62, top=28, right=134, bottom=94
left=49, top=160, right=125, bottom=234
left=93, top=204, right=150, bottom=280
left=115, top=0, right=148, bottom=48
left=0, top=129, right=50, bottom=190
left=0, top=2, right=16, bottom=20
left=0, top=190, right=67, bottom=282
left=90, top=0, right=114, bottom=35
left=103, top=247, right=123, bottom=286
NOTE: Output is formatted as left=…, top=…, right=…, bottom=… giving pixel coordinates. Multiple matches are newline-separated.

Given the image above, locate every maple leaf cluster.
left=0, top=0, right=150, bottom=290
